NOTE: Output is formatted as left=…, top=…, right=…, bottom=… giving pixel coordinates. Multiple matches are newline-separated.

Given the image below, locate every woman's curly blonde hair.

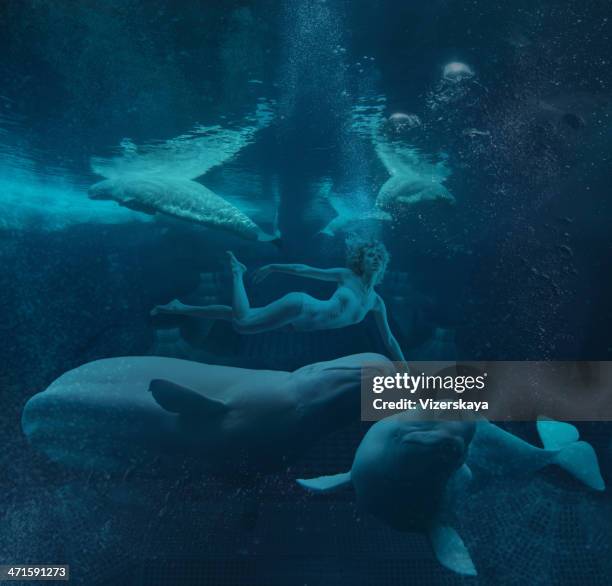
left=345, top=237, right=390, bottom=285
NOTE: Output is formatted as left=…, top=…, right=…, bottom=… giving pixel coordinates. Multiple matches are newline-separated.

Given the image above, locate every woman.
left=151, top=240, right=405, bottom=361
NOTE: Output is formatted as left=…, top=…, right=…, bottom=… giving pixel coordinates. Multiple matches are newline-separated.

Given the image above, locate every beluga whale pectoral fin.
left=428, top=521, right=478, bottom=576
left=426, top=463, right=476, bottom=576
left=149, top=379, right=228, bottom=418
left=296, top=471, right=352, bottom=493
left=447, top=463, right=473, bottom=493
left=427, top=522, right=477, bottom=576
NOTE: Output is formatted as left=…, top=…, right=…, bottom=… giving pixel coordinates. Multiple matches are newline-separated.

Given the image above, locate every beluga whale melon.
left=88, top=101, right=280, bottom=243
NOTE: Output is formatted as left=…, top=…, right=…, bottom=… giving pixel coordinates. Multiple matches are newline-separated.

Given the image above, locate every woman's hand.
left=253, top=264, right=275, bottom=284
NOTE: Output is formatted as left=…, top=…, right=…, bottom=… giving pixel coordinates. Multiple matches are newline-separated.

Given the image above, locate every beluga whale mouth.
left=87, top=100, right=281, bottom=243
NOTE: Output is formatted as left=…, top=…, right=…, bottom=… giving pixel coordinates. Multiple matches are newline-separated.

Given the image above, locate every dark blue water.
left=1, top=1, right=611, bottom=584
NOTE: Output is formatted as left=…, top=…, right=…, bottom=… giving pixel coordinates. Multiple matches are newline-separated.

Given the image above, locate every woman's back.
left=292, top=273, right=377, bottom=331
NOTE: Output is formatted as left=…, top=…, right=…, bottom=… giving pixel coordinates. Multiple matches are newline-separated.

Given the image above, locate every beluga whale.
left=21, top=353, right=394, bottom=479
left=352, top=95, right=455, bottom=216
left=373, top=125, right=455, bottom=215
left=297, top=415, right=604, bottom=576
left=88, top=101, right=280, bottom=244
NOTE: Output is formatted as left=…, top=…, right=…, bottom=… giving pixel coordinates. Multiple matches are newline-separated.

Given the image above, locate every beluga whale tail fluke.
left=310, top=178, right=391, bottom=237
left=319, top=194, right=392, bottom=237
left=88, top=100, right=280, bottom=243
left=537, top=419, right=605, bottom=491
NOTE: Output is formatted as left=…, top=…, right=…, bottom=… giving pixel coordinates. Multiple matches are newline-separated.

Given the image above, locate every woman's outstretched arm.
left=372, top=295, right=406, bottom=362
left=253, top=264, right=349, bottom=284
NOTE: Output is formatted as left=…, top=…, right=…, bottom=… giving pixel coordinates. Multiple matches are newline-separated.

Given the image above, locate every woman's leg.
left=152, top=253, right=307, bottom=334
left=151, top=250, right=247, bottom=320
left=234, top=292, right=306, bottom=334
left=227, top=251, right=250, bottom=319
left=226, top=251, right=307, bottom=334
left=151, top=300, right=233, bottom=320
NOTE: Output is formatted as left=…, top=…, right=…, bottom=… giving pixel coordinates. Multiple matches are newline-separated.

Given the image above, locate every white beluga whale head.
left=311, top=352, right=396, bottom=383
left=350, top=416, right=475, bottom=531
left=295, top=352, right=395, bottom=392
left=88, top=177, right=160, bottom=215
left=291, top=353, right=396, bottom=423
left=89, top=176, right=160, bottom=202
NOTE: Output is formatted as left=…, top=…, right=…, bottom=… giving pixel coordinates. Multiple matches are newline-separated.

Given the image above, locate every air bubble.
left=442, top=62, right=475, bottom=83
left=387, top=112, right=422, bottom=132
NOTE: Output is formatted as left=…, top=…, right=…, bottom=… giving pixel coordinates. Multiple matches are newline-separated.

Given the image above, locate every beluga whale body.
left=352, top=95, right=455, bottom=216
left=88, top=101, right=280, bottom=244
left=21, top=353, right=394, bottom=479
left=298, top=414, right=604, bottom=576
left=372, top=127, right=455, bottom=214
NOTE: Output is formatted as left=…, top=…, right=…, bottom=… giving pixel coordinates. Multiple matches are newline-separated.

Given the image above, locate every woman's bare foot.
left=226, top=251, right=247, bottom=275
left=150, top=299, right=187, bottom=316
